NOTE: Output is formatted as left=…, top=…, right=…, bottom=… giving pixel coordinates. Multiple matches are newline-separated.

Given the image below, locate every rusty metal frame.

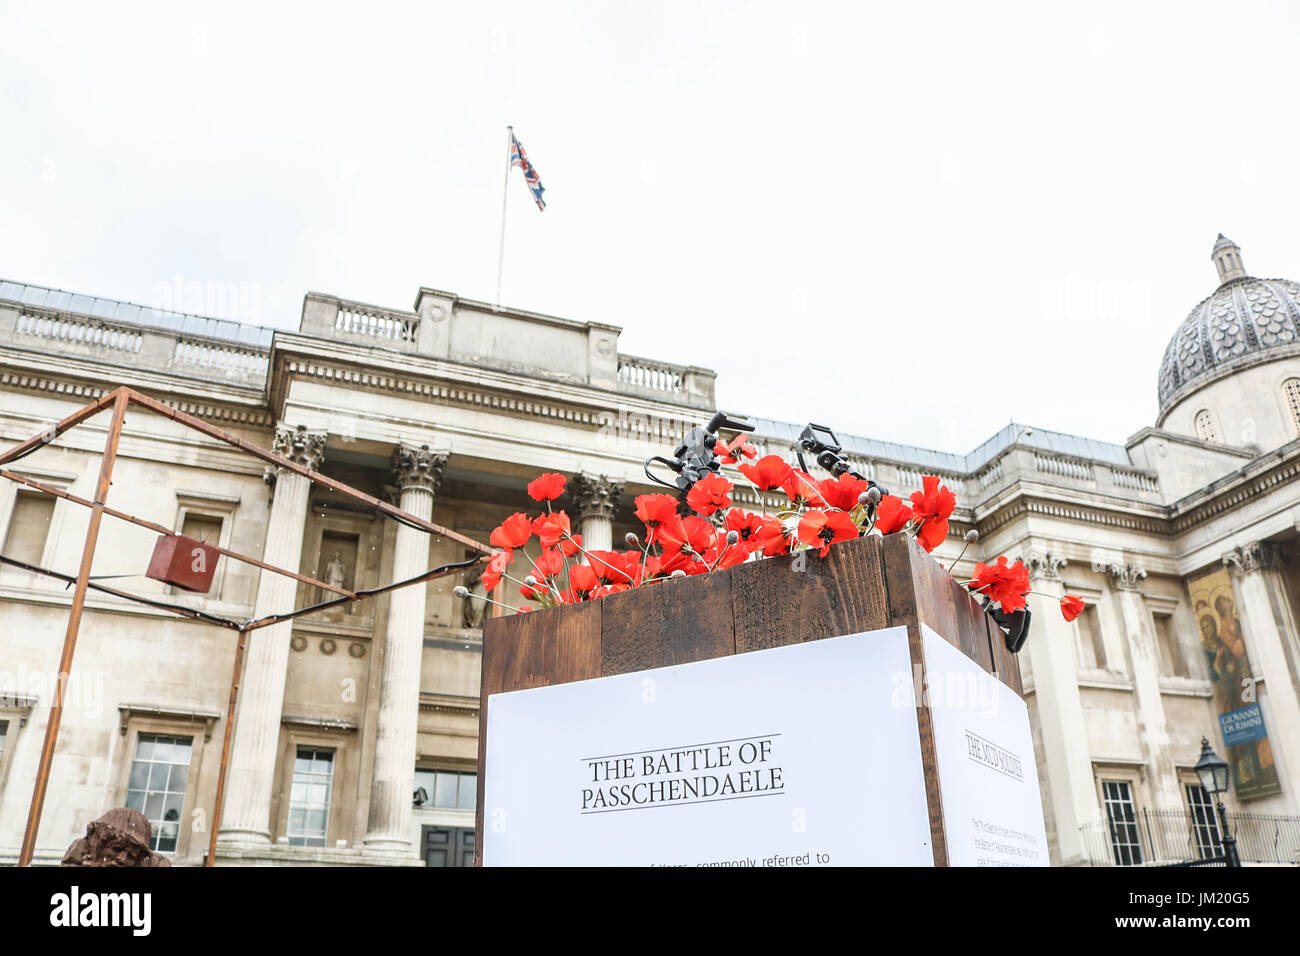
left=0, top=385, right=493, bottom=867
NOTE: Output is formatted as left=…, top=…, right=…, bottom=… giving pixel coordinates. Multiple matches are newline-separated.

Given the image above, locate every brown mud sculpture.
left=61, top=808, right=171, bottom=867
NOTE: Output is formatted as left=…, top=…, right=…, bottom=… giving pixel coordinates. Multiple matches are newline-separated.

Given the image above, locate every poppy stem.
left=562, top=532, right=637, bottom=585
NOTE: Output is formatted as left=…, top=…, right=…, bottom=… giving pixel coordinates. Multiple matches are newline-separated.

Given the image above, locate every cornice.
left=268, top=334, right=710, bottom=426
left=976, top=492, right=1171, bottom=538
left=1168, top=445, right=1300, bottom=534
left=0, top=366, right=273, bottom=427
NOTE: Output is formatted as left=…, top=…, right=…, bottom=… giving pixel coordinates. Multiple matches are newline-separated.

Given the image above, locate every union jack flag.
left=509, top=131, right=546, bottom=211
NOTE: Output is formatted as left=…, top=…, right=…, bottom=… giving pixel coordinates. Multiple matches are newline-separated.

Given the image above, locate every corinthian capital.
left=272, top=424, right=327, bottom=471
left=572, top=473, right=623, bottom=521
left=1093, top=560, right=1147, bottom=591
left=1021, top=549, right=1067, bottom=581
left=393, top=444, right=446, bottom=494
left=1222, top=541, right=1277, bottom=576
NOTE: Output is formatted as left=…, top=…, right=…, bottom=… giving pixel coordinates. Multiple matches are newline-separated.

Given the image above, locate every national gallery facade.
left=1, top=234, right=1298, bottom=865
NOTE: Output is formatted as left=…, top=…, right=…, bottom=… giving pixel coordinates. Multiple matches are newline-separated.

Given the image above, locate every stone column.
left=1223, top=542, right=1300, bottom=801
left=364, top=444, right=446, bottom=851
left=218, top=424, right=325, bottom=845
left=1100, top=561, right=1182, bottom=810
left=1020, top=550, right=1099, bottom=865
left=571, top=474, right=622, bottom=553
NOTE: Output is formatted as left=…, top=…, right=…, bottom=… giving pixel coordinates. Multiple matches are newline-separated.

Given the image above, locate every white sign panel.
left=483, top=627, right=934, bottom=867
left=921, top=625, right=1049, bottom=866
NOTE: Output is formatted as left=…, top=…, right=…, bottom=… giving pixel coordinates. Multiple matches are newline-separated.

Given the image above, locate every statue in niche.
left=321, top=551, right=349, bottom=608
left=325, top=552, right=347, bottom=590
left=461, top=561, right=486, bottom=630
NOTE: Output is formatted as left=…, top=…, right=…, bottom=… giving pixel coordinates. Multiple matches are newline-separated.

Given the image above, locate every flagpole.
left=495, top=125, right=512, bottom=311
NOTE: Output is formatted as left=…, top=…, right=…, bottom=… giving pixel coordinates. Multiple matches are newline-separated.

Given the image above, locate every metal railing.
left=1080, top=809, right=1300, bottom=866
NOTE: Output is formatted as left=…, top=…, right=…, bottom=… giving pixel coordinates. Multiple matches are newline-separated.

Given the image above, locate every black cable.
left=0, top=553, right=245, bottom=630
left=241, top=553, right=486, bottom=630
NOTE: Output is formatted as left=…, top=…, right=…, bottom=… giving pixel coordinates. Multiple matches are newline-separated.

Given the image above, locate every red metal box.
left=145, top=533, right=218, bottom=592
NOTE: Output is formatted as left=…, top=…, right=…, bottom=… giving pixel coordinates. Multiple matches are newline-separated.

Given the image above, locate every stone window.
left=1284, top=378, right=1300, bottom=437
left=124, top=733, right=193, bottom=853
left=1100, top=779, right=1142, bottom=865
left=2, top=489, right=55, bottom=569
left=1193, top=409, right=1220, bottom=444
left=287, top=747, right=335, bottom=847
left=413, top=768, right=477, bottom=810
left=1152, top=613, right=1187, bottom=678
left=1185, top=782, right=1223, bottom=860
left=1075, top=605, right=1107, bottom=670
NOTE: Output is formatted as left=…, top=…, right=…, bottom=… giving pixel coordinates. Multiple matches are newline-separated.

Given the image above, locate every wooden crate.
left=475, top=532, right=1022, bottom=866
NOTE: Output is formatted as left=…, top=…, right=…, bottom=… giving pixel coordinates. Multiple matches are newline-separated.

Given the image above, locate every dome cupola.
left=1157, top=236, right=1300, bottom=417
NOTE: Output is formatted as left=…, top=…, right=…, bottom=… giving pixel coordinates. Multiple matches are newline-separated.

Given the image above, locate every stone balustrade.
left=1, top=296, right=271, bottom=389
left=0, top=281, right=717, bottom=410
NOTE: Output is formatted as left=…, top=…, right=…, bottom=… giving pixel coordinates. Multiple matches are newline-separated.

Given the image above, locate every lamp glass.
left=1194, top=738, right=1231, bottom=795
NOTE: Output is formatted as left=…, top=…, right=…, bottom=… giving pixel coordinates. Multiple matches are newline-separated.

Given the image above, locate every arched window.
left=1284, top=378, right=1300, bottom=437
left=1194, top=409, right=1220, bottom=443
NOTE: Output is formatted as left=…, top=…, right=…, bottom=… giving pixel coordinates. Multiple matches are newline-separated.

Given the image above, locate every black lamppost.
left=1194, top=736, right=1241, bottom=867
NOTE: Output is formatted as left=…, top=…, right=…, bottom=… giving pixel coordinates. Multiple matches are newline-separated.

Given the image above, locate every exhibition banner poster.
left=1188, top=567, right=1281, bottom=800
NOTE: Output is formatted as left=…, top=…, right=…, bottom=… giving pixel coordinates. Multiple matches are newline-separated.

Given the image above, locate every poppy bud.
left=670, top=569, right=686, bottom=578
left=726, top=530, right=740, bottom=545
left=625, top=532, right=640, bottom=547
left=524, top=575, right=538, bottom=587
left=453, top=585, right=470, bottom=598
left=965, top=529, right=979, bottom=543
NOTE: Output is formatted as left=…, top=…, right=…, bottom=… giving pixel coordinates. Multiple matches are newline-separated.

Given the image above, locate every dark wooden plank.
left=914, top=548, right=962, bottom=653
left=474, top=600, right=602, bottom=864
left=880, top=533, right=948, bottom=867
left=600, top=568, right=736, bottom=675
left=950, top=574, right=996, bottom=674
left=731, top=534, right=889, bottom=653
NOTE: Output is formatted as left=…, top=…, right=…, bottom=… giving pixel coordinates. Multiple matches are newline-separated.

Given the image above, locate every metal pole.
left=495, top=125, right=513, bottom=311
left=18, top=387, right=130, bottom=866
left=206, top=626, right=249, bottom=867
left=1217, top=799, right=1241, bottom=867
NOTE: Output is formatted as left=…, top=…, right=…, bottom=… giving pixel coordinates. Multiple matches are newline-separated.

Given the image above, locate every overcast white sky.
left=4, top=1, right=1300, bottom=454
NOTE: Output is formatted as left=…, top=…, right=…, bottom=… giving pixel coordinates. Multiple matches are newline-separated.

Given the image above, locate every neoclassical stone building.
left=1, top=234, right=1297, bottom=865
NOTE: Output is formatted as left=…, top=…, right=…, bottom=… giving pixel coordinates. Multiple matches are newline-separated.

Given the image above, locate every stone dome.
left=1157, top=236, right=1300, bottom=413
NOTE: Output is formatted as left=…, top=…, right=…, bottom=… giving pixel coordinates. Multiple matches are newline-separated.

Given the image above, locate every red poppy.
left=559, top=532, right=583, bottom=558
left=527, top=472, right=567, bottom=502
left=738, top=454, right=793, bottom=491
left=568, top=563, right=599, bottom=593
left=531, top=511, right=571, bottom=550
left=750, top=514, right=791, bottom=556
left=686, top=473, right=734, bottom=516
left=519, top=583, right=540, bottom=601
left=874, top=495, right=913, bottom=535
left=723, top=509, right=763, bottom=544
left=481, top=551, right=511, bottom=591
left=910, top=476, right=956, bottom=553
left=709, top=538, right=752, bottom=569
left=797, top=509, right=859, bottom=557
left=658, top=515, right=716, bottom=574
left=634, top=493, right=680, bottom=545
left=781, top=469, right=827, bottom=508
left=490, top=512, right=532, bottom=551
left=713, top=434, right=758, bottom=464
left=585, top=549, right=642, bottom=586
left=968, top=556, right=1031, bottom=614
left=1061, top=594, right=1086, bottom=622
left=531, top=547, right=564, bottom=580
left=817, top=473, right=870, bottom=511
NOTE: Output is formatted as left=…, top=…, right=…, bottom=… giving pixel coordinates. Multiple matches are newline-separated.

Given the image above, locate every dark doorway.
left=422, top=825, right=475, bottom=867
